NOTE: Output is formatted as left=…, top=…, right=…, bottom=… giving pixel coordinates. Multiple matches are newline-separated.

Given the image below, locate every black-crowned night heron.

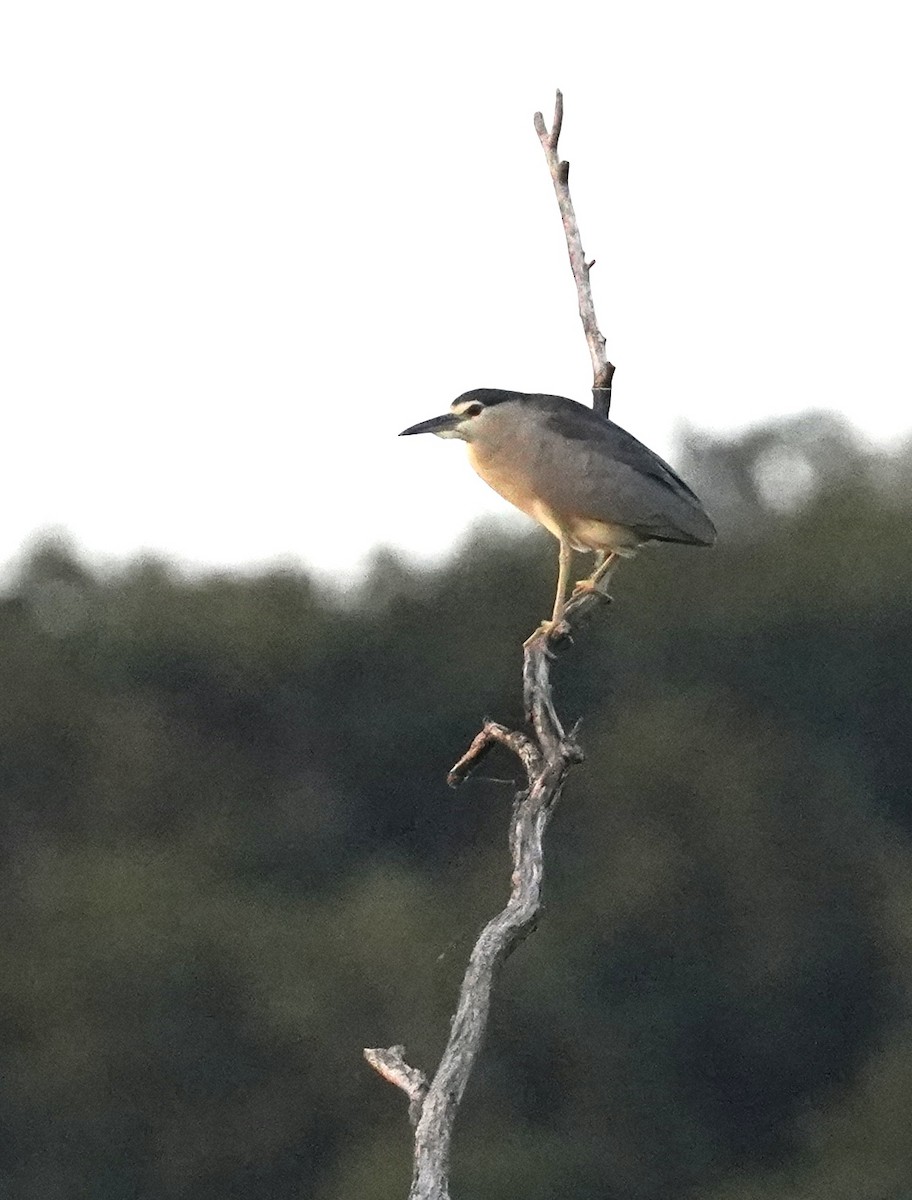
left=400, top=388, right=715, bottom=637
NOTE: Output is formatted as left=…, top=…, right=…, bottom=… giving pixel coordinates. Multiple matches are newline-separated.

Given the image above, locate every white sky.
left=2, top=1, right=910, bottom=581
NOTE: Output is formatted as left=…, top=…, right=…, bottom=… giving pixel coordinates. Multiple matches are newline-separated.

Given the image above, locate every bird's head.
left=399, top=389, right=516, bottom=442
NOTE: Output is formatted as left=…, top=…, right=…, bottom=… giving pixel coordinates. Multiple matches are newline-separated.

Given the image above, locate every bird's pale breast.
left=466, top=441, right=639, bottom=554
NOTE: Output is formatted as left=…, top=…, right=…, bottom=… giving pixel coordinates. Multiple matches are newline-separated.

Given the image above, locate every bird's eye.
left=464, top=403, right=483, bottom=417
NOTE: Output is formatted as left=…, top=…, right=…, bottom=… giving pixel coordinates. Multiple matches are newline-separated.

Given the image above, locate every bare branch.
left=366, top=593, right=595, bottom=1200
left=368, top=91, right=618, bottom=1200
left=534, top=88, right=615, bottom=416
left=447, top=720, right=542, bottom=789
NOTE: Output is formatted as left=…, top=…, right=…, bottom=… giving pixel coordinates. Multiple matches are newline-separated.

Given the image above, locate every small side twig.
left=362, top=1046, right=429, bottom=1128
left=447, top=721, right=542, bottom=789
left=534, top=89, right=615, bottom=416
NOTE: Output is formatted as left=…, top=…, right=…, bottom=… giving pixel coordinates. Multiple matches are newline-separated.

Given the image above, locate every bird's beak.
left=399, top=413, right=461, bottom=437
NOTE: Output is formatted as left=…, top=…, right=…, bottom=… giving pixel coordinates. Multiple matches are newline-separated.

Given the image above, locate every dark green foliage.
left=2, top=414, right=911, bottom=1199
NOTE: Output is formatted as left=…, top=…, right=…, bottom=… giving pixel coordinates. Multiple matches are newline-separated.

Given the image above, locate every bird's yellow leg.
left=573, top=551, right=619, bottom=596
left=551, top=535, right=574, bottom=624
left=524, top=535, right=573, bottom=645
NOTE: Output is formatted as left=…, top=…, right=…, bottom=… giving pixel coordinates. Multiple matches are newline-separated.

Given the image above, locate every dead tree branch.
left=534, top=89, right=615, bottom=416
left=365, top=93, right=617, bottom=1200
left=364, top=623, right=586, bottom=1200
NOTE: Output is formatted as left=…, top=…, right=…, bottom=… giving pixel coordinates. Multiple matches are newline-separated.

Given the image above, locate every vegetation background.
left=3, top=413, right=911, bottom=1199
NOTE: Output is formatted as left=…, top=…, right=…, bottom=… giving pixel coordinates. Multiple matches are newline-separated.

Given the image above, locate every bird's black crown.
left=453, top=388, right=525, bottom=409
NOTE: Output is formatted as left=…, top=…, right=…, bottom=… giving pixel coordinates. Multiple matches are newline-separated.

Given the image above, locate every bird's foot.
left=572, top=575, right=614, bottom=594
left=570, top=579, right=613, bottom=608
left=523, top=617, right=571, bottom=649
left=523, top=620, right=555, bottom=648
left=571, top=578, right=605, bottom=597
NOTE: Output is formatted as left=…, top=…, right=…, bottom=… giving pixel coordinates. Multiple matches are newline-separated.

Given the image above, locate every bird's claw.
left=523, top=618, right=569, bottom=650
left=571, top=579, right=612, bottom=604
left=523, top=620, right=554, bottom=648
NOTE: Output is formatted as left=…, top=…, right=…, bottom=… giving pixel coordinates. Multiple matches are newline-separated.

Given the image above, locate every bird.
left=400, top=388, right=716, bottom=639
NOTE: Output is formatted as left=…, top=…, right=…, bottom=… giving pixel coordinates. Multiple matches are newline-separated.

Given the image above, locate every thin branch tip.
left=533, top=89, right=612, bottom=413
left=552, top=90, right=564, bottom=140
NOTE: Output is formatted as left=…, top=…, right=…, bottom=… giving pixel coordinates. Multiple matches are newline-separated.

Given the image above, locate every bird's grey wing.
left=540, top=401, right=716, bottom=545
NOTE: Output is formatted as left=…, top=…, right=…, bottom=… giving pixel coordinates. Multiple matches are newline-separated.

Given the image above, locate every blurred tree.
left=0, top=420, right=910, bottom=1199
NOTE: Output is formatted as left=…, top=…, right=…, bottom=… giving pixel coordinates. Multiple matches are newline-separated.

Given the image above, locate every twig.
left=447, top=721, right=542, bottom=788
left=534, top=89, right=615, bottom=416
left=362, top=1046, right=429, bottom=1128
